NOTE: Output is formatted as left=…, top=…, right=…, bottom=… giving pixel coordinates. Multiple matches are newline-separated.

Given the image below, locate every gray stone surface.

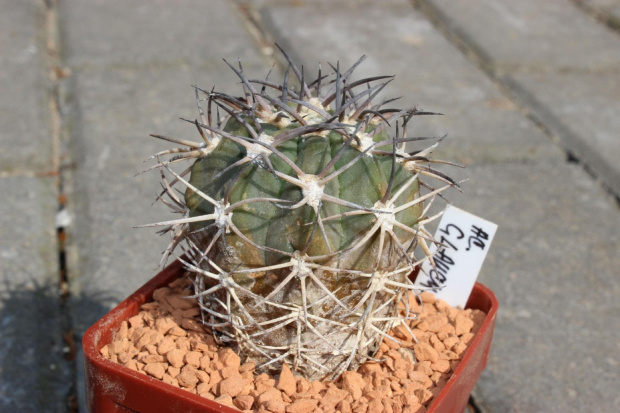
left=454, top=162, right=620, bottom=412
left=0, top=0, right=52, bottom=175
left=583, top=0, right=620, bottom=22
left=420, top=0, right=620, bottom=71
left=61, top=0, right=270, bottom=85
left=0, top=178, right=71, bottom=412
left=257, top=0, right=564, bottom=167
left=0, top=1, right=71, bottom=411
left=506, top=70, right=620, bottom=196
left=419, top=0, right=620, bottom=197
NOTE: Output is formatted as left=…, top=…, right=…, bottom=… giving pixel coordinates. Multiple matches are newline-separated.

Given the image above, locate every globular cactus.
left=140, top=47, right=457, bottom=381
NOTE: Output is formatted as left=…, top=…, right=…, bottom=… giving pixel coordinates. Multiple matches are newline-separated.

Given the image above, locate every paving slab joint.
left=466, top=394, right=484, bottom=413
left=409, top=1, right=562, bottom=143
left=572, top=0, right=620, bottom=35
left=410, top=0, right=620, bottom=201
left=43, top=0, right=79, bottom=410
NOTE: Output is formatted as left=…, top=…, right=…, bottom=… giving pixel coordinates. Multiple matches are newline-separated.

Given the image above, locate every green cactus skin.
left=142, top=48, right=457, bottom=380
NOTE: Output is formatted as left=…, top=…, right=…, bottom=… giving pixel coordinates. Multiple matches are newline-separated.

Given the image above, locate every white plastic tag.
left=414, top=205, right=498, bottom=308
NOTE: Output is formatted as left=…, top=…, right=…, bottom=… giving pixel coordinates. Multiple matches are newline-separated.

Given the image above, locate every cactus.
left=140, top=47, right=457, bottom=381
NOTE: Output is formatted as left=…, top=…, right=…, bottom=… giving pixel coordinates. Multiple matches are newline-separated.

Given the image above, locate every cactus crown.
left=141, top=46, right=458, bottom=380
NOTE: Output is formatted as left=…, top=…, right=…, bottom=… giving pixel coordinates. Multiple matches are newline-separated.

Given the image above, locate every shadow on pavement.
left=0, top=276, right=113, bottom=412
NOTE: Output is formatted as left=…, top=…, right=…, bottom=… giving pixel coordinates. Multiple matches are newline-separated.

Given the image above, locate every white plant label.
left=414, top=205, right=498, bottom=308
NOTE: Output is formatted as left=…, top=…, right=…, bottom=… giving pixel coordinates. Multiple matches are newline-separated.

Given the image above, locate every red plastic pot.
left=83, top=259, right=498, bottom=413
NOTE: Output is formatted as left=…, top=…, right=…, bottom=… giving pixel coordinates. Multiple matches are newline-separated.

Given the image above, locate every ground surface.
left=1, top=0, right=618, bottom=411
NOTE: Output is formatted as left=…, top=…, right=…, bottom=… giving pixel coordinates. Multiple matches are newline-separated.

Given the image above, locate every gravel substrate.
left=101, top=276, right=485, bottom=413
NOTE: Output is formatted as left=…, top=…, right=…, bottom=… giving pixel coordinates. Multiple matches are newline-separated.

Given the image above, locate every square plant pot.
left=83, top=259, right=498, bottom=412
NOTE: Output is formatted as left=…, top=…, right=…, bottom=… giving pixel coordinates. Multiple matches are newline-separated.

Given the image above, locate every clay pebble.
left=101, top=276, right=485, bottom=412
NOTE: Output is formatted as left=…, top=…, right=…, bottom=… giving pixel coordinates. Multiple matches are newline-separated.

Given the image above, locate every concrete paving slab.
left=417, top=0, right=620, bottom=198
left=419, top=0, right=620, bottom=72
left=0, top=0, right=70, bottom=410
left=505, top=70, right=620, bottom=196
left=61, top=0, right=267, bottom=83
left=0, top=0, right=52, bottom=175
left=454, top=162, right=620, bottom=412
left=255, top=0, right=565, bottom=167
left=0, top=177, right=71, bottom=412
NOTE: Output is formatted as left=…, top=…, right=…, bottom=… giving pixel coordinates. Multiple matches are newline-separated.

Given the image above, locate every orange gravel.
left=101, top=277, right=485, bottom=413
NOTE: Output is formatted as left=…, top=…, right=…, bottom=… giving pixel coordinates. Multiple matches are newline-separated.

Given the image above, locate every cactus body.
left=144, top=50, right=455, bottom=380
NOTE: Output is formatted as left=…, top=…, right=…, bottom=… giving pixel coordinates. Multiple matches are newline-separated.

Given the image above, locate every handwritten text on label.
left=414, top=205, right=497, bottom=308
